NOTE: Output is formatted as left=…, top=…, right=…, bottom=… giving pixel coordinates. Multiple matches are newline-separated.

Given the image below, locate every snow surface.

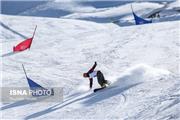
left=1, top=0, right=180, bottom=119
left=2, top=1, right=180, bottom=25
left=0, top=13, right=180, bottom=119
left=62, top=2, right=164, bottom=21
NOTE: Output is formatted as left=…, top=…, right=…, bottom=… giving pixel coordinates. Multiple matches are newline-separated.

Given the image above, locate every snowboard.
left=94, top=80, right=112, bottom=92
left=93, top=87, right=106, bottom=92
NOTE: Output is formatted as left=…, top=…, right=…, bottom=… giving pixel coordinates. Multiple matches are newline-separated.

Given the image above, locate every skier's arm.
left=89, top=78, right=93, bottom=89
left=88, top=62, right=97, bottom=73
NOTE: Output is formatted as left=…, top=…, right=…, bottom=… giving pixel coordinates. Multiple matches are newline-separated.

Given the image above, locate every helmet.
left=83, top=73, right=88, bottom=77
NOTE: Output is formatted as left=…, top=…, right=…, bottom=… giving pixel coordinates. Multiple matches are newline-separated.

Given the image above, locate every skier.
left=83, top=62, right=110, bottom=89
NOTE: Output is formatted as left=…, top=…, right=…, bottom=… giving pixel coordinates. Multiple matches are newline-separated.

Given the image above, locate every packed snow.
left=1, top=0, right=180, bottom=120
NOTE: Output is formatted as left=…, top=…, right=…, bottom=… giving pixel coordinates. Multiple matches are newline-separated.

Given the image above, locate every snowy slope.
left=62, top=2, right=164, bottom=22
left=2, top=0, right=180, bottom=26
left=1, top=14, right=180, bottom=120
left=2, top=0, right=128, bottom=18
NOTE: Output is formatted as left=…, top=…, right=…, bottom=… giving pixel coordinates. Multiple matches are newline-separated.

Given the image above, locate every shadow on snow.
left=0, top=21, right=27, bottom=39
left=24, top=82, right=141, bottom=120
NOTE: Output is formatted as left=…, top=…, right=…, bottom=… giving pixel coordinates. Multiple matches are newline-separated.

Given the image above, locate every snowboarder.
left=83, top=62, right=110, bottom=89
